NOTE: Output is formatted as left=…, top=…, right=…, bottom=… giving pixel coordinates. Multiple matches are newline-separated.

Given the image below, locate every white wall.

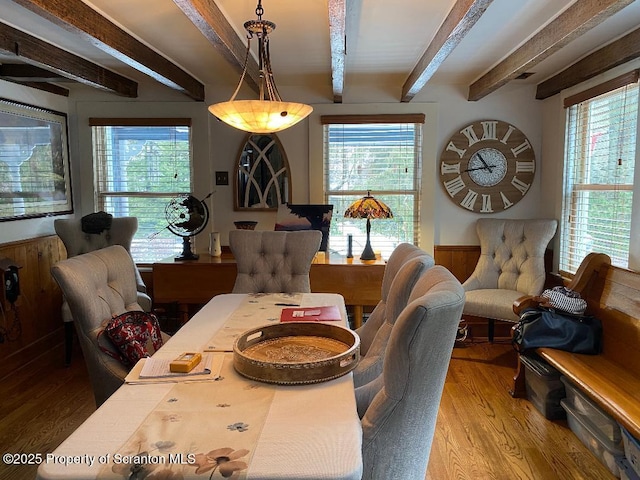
left=1, top=79, right=548, bottom=257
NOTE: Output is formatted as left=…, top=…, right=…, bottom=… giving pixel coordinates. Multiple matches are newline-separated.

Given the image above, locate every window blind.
left=323, top=119, right=423, bottom=258
left=560, top=81, right=638, bottom=273
left=91, top=120, right=192, bottom=263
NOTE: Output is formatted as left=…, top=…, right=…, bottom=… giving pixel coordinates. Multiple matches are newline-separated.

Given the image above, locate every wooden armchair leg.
left=510, top=354, right=527, bottom=398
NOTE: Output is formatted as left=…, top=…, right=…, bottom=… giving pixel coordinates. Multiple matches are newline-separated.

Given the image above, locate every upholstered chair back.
left=356, top=242, right=432, bottom=355
left=358, top=265, right=465, bottom=480
left=353, top=253, right=434, bottom=387
left=51, top=246, right=147, bottom=406
left=464, top=218, right=557, bottom=295
left=54, top=217, right=150, bottom=311
left=229, top=230, right=322, bottom=293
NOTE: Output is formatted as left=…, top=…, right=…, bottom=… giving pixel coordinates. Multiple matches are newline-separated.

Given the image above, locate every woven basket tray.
left=233, top=322, right=360, bottom=385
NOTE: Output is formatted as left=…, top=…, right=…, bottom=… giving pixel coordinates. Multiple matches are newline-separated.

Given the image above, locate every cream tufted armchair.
left=229, top=230, right=322, bottom=293
left=55, top=216, right=151, bottom=365
left=462, top=218, right=557, bottom=342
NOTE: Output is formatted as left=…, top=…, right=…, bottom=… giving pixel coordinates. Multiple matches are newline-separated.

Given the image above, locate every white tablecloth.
left=36, top=293, right=363, bottom=480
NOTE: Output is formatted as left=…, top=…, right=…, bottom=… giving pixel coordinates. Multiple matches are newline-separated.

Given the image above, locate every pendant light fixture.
left=208, top=0, right=313, bottom=134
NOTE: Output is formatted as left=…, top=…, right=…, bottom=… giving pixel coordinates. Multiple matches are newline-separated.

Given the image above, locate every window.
left=560, top=72, right=639, bottom=273
left=91, top=118, right=192, bottom=263
left=322, top=114, right=424, bottom=258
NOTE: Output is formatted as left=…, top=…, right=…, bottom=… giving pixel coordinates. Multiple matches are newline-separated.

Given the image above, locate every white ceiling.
left=1, top=0, right=640, bottom=101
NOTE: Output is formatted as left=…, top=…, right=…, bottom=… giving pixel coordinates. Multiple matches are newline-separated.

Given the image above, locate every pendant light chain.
left=207, top=0, right=313, bottom=133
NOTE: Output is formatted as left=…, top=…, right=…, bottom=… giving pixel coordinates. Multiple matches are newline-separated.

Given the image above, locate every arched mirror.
left=234, top=133, right=291, bottom=210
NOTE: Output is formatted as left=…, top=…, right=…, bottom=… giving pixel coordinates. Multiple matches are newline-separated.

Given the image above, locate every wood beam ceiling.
left=9, top=0, right=205, bottom=101
left=402, top=0, right=493, bottom=103
left=536, top=27, right=640, bottom=100
left=0, top=21, right=137, bottom=97
left=328, top=0, right=346, bottom=103
left=467, top=0, right=635, bottom=101
left=0, top=64, right=70, bottom=96
left=172, top=0, right=261, bottom=95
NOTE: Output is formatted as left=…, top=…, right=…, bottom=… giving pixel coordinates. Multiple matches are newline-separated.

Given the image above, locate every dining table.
left=36, top=292, right=363, bottom=480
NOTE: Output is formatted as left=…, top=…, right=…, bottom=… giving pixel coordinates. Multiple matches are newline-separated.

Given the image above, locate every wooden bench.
left=511, top=252, right=640, bottom=441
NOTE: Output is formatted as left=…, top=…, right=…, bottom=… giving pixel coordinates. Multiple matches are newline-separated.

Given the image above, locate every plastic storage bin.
left=617, top=457, right=640, bottom=480
left=520, top=353, right=565, bottom=419
left=622, top=426, right=640, bottom=478
left=561, top=376, right=622, bottom=445
left=561, top=399, right=625, bottom=477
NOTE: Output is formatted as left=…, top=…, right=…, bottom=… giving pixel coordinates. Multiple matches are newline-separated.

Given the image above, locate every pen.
left=275, top=303, right=300, bottom=306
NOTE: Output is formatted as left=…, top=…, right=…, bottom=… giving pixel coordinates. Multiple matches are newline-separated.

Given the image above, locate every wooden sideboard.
left=152, top=253, right=386, bottom=328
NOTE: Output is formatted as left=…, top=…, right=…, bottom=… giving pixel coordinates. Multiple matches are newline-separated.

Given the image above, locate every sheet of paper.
left=125, top=353, right=224, bottom=384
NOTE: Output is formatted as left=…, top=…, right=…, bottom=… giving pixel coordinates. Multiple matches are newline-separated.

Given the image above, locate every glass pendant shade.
left=208, top=0, right=313, bottom=134
left=209, top=100, right=313, bottom=134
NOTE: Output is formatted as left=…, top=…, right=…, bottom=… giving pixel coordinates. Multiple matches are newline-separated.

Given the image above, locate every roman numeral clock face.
left=439, top=120, right=536, bottom=213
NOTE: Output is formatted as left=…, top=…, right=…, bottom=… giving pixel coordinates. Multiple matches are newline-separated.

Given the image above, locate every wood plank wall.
left=433, top=245, right=481, bottom=283
left=0, top=235, right=66, bottom=379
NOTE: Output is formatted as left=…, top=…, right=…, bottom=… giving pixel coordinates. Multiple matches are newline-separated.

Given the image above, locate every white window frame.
left=560, top=71, right=639, bottom=274
left=91, top=118, right=193, bottom=264
left=321, top=114, right=424, bottom=259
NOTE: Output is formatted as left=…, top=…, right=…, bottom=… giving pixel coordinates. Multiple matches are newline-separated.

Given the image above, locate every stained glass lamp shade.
left=344, top=191, right=393, bottom=261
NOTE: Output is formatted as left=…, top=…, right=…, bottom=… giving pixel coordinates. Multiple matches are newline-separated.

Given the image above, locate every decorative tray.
left=233, top=322, right=360, bottom=385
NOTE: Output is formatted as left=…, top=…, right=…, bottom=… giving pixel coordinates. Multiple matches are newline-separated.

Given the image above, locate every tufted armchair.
left=229, top=230, right=322, bottom=293
left=55, top=216, right=151, bottom=365
left=357, top=265, right=465, bottom=480
left=353, top=248, right=435, bottom=387
left=51, top=246, right=168, bottom=407
left=462, top=218, right=557, bottom=342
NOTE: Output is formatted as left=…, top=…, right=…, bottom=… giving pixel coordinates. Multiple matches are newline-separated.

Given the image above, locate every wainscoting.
left=0, top=235, right=66, bottom=380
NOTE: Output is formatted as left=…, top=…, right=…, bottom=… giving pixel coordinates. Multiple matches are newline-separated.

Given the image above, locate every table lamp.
left=344, top=191, right=393, bottom=261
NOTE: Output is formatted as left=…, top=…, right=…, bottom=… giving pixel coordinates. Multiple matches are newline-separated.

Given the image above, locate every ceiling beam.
left=468, top=0, right=635, bottom=101
left=172, top=0, right=261, bottom=94
left=328, top=0, right=346, bottom=103
left=0, top=21, right=137, bottom=97
left=9, top=0, right=204, bottom=101
left=0, top=63, right=67, bottom=82
left=536, top=27, right=640, bottom=100
left=401, top=0, right=493, bottom=103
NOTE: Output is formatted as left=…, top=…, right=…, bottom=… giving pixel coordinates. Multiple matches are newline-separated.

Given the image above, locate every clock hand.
left=464, top=165, right=497, bottom=172
left=476, top=152, right=493, bottom=173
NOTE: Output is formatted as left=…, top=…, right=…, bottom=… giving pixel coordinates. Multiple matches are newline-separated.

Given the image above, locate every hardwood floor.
left=0, top=344, right=95, bottom=480
left=0, top=340, right=616, bottom=480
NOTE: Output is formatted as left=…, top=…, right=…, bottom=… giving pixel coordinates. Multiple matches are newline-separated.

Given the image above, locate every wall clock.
left=439, top=120, right=535, bottom=213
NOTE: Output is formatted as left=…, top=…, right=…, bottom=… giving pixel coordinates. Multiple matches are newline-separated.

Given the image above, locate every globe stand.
left=175, top=236, right=199, bottom=261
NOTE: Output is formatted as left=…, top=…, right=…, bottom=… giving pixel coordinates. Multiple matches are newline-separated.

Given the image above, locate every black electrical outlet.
left=215, top=171, right=229, bottom=185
